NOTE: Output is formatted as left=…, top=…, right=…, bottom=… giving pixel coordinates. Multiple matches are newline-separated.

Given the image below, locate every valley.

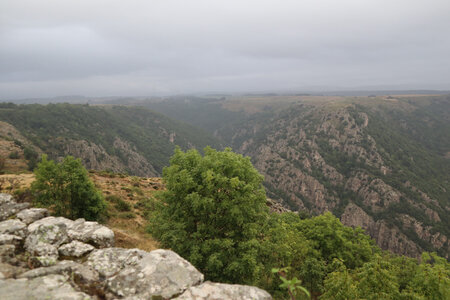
left=0, top=94, right=449, bottom=259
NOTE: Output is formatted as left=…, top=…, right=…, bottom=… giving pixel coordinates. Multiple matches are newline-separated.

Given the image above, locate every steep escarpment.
left=0, top=193, right=271, bottom=299
left=215, top=96, right=449, bottom=258
left=0, top=103, right=221, bottom=176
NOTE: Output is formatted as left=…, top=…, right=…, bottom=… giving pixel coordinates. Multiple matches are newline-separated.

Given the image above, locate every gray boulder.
left=175, top=281, right=273, bottom=300
left=18, top=260, right=100, bottom=286
left=105, top=249, right=204, bottom=299
left=18, top=260, right=80, bottom=279
left=0, top=201, right=29, bottom=221
left=25, top=217, right=70, bottom=267
left=28, top=216, right=73, bottom=233
left=68, top=219, right=115, bottom=248
left=17, top=208, right=49, bottom=225
left=85, top=247, right=147, bottom=278
left=0, top=233, right=22, bottom=247
left=59, top=240, right=95, bottom=257
left=0, top=274, right=92, bottom=300
left=0, top=219, right=27, bottom=237
left=0, top=194, right=30, bottom=221
left=25, top=223, right=68, bottom=252
left=0, top=193, right=14, bottom=205
left=28, top=217, right=114, bottom=248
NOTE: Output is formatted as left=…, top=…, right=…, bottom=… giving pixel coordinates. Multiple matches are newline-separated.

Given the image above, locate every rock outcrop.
left=221, top=102, right=449, bottom=258
left=60, top=138, right=158, bottom=177
left=341, top=203, right=421, bottom=257
left=0, top=193, right=272, bottom=299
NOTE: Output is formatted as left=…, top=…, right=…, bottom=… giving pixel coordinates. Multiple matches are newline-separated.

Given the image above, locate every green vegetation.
left=0, top=103, right=221, bottom=174
left=23, top=146, right=39, bottom=171
left=31, top=155, right=107, bottom=221
left=106, top=194, right=132, bottom=212
left=149, top=147, right=268, bottom=284
left=8, top=151, right=19, bottom=159
left=360, top=104, right=450, bottom=207
left=272, top=268, right=310, bottom=299
left=149, top=147, right=450, bottom=299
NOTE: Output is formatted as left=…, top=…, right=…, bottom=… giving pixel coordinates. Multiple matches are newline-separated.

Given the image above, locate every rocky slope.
left=0, top=193, right=271, bottom=299
left=218, top=96, right=449, bottom=258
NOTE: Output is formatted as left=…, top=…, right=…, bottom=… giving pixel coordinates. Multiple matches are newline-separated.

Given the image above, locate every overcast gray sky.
left=1, top=0, right=450, bottom=98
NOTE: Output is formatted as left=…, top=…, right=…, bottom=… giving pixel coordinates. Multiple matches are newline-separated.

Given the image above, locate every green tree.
left=24, top=146, right=39, bottom=171
left=295, top=212, right=375, bottom=269
left=149, top=147, right=269, bottom=284
left=258, top=213, right=311, bottom=297
left=402, top=252, right=450, bottom=300
left=31, top=155, right=106, bottom=221
left=321, top=261, right=359, bottom=300
left=356, top=255, right=400, bottom=299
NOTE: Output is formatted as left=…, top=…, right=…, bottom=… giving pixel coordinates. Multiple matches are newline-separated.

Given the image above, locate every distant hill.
left=0, top=103, right=221, bottom=176
left=138, top=94, right=450, bottom=259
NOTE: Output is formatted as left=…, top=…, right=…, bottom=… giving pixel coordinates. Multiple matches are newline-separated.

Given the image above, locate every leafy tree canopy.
left=31, top=155, right=107, bottom=221
left=149, top=147, right=269, bottom=283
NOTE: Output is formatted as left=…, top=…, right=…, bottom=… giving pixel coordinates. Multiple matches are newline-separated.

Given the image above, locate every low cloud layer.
left=1, top=0, right=450, bottom=98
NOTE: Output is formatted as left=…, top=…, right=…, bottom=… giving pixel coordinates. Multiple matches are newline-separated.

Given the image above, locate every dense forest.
left=0, top=103, right=221, bottom=175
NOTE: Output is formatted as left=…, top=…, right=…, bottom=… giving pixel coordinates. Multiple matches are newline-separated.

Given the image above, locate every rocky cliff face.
left=0, top=194, right=271, bottom=300
left=219, top=101, right=449, bottom=259
left=58, top=138, right=158, bottom=177
left=0, top=103, right=222, bottom=177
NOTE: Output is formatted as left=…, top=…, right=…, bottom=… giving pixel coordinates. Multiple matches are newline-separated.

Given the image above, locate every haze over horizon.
left=1, top=0, right=450, bottom=99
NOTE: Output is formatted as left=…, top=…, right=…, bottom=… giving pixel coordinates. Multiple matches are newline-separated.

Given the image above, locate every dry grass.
left=90, top=172, right=163, bottom=250
left=0, top=169, right=162, bottom=251
left=0, top=173, right=34, bottom=193
left=0, top=139, right=29, bottom=174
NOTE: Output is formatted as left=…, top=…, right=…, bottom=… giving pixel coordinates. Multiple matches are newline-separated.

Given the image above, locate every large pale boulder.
left=28, top=216, right=73, bottom=233
left=25, top=220, right=69, bottom=251
left=105, top=249, right=204, bottom=299
left=0, top=193, right=13, bottom=205
left=17, top=208, right=49, bottom=225
left=59, top=240, right=95, bottom=257
left=0, top=193, right=29, bottom=221
left=0, top=219, right=27, bottom=237
left=68, top=219, right=115, bottom=248
left=25, top=217, right=70, bottom=267
left=175, top=281, right=272, bottom=300
left=85, top=247, right=147, bottom=278
left=0, top=274, right=92, bottom=300
left=18, top=260, right=100, bottom=287
left=0, top=233, right=22, bottom=247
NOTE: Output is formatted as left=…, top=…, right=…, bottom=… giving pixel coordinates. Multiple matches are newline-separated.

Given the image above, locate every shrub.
left=23, top=147, right=39, bottom=170
left=31, top=155, right=107, bottom=221
left=106, top=195, right=132, bottom=212
left=149, top=147, right=269, bottom=284
left=8, top=151, right=19, bottom=159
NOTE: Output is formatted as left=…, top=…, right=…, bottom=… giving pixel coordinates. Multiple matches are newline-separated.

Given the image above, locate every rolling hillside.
left=0, top=103, right=221, bottom=176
